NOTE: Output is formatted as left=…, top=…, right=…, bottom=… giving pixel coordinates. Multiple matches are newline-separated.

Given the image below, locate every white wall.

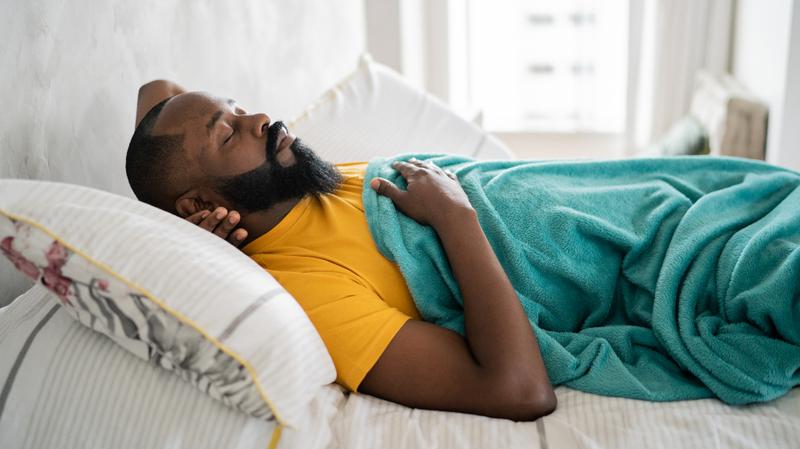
left=0, top=0, right=366, bottom=305
left=776, top=3, right=800, bottom=169
left=0, top=0, right=365, bottom=191
left=731, top=0, right=800, bottom=168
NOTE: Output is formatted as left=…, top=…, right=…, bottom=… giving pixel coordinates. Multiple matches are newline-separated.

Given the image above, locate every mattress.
left=335, top=386, right=800, bottom=449
left=2, top=286, right=799, bottom=448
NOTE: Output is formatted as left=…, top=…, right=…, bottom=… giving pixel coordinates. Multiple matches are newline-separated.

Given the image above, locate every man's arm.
left=135, top=80, right=187, bottom=127
left=362, top=159, right=556, bottom=421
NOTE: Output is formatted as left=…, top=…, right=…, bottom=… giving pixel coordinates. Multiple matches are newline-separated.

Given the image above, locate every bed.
left=1, top=2, right=799, bottom=448
left=3, top=286, right=799, bottom=449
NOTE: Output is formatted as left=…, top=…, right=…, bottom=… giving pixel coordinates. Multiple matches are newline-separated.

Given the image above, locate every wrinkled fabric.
left=363, top=154, right=800, bottom=404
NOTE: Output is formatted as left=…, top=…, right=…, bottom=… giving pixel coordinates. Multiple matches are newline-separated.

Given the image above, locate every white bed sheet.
left=0, top=286, right=344, bottom=449
left=4, top=286, right=800, bottom=449
left=333, top=385, right=800, bottom=449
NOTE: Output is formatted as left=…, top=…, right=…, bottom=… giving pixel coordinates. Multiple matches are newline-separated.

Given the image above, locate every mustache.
left=265, top=121, right=287, bottom=160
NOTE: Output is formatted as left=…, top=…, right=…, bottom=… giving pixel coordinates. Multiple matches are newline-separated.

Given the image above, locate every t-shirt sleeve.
left=270, top=270, right=412, bottom=392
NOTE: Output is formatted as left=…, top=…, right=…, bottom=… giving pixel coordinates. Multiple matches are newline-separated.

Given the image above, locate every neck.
left=236, top=196, right=303, bottom=249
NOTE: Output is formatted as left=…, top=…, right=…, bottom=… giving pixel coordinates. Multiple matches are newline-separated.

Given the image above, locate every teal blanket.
left=362, top=154, right=800, bottom=404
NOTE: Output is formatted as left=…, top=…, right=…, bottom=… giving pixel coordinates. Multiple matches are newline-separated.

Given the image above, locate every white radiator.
left=690, top=71, right=769, bottom=160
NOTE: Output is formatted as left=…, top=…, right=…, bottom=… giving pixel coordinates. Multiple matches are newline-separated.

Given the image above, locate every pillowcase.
left=0, top=284, right=344, bottom=449
left=287, top=54, right=515, bottom=163
left=0, top=179, right=335, bottom=432
left=644, top=114, right=709, bottom=157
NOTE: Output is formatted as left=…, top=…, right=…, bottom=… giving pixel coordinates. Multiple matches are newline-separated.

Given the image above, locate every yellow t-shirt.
left=242, top=162, right=422, bottom=392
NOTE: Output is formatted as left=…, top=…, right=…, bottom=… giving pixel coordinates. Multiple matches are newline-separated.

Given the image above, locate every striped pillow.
left=0, top=179, right=335, bottom=432
left=0, top=285, right=344, bottom=449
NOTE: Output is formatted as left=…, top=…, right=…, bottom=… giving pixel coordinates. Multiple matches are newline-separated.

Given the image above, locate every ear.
left=174, top=187, right=224, bottom=218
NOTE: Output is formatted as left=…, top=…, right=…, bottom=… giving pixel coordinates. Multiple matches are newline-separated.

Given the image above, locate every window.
left=468, top=0, right=629, bottom=133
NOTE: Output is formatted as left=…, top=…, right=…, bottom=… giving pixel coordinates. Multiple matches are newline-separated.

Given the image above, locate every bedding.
left=364, top=153, right=800, bottom=404
left=9, top=285, right=795, bottom=449
left=338, top=386, right=800, bottom=449
left=0, top=285, right=344, bottom=449
left=0, top=179, right=335, bottom=432
left=288, top=54, right=514, bottom=164
left=645, top=115, right=709, bottom=156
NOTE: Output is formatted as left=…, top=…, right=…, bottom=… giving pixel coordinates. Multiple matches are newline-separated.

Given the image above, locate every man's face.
left=152, top=92, right=341, bottom=212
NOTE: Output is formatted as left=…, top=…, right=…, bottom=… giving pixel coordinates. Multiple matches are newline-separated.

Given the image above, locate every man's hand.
left=370, top=158, right=472, bottom=228
left=185, top=207, right=249, bottom=247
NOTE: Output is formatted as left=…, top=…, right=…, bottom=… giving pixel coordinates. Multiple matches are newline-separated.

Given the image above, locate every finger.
left=411, top=159, right=445, bottom=176
left=186, top=209, right=211, bottom=225
left=407, top=158, right=431, bottom=169
left=429, top=163, right=447, bottom=175
left=214, top=210, right=240, bottom=239
left=370, top=177, right=407, bottom=204
left=227, top=228, right=248, bottom=247
left=391, top=161, right=420, bottom=179
left=199, top=207, right=227, bottom=232
left=416, top=160, right=446, bottom=177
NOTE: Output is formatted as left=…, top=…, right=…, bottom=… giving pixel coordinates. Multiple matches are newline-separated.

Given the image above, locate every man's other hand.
left=370, top=158, right=472, bottom=229
left=185, top=207, right=249, bottom=247
left=135, top=80, right=187, bottom=127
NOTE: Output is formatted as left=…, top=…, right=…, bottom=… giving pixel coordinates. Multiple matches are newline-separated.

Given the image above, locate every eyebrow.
left=205, top=98, right=237, bottom=136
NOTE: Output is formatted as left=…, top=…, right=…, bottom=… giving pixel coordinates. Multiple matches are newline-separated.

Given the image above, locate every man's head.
left=126, top=92, right=342, bottom=217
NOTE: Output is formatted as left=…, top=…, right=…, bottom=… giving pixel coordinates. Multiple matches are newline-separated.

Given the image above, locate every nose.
left=248, top=113, right=270, bottom=137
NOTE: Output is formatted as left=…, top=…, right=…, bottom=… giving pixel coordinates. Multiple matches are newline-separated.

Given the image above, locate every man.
left=127, top=80, right=557, bottom=421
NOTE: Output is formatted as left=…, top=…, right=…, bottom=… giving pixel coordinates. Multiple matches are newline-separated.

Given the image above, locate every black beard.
left=214, top=121, right=342, bottom=212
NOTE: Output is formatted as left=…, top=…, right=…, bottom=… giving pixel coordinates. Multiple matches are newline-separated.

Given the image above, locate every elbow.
left=138, top=80, right=184, bottom=98
left=535, top=389, right=558, bottom=417
left=138, top=80, right=165, bottom=96
left=520, top=389, right=557, bottom=421
left=482, top=370, right=557, bottom=421
left=139, top=79, right=173, bottom=90
left=502, top=383, right=557, bottom=422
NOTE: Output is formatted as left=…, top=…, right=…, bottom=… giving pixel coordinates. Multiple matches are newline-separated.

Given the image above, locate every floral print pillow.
left=3, top=230, right=90, bottom=304
left=0, top=215, right=272, bottom=419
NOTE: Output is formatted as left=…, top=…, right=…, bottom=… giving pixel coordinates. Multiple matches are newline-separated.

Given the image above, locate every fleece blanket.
left=362, top=154, right=800, bottom=405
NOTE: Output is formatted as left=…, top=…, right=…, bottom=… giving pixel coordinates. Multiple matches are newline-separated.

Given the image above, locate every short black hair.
left=125, top=97, right=184, bottom=210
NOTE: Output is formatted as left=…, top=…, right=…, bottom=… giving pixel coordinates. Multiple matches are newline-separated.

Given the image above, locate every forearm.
left=434, top=207, right=554, bottom=400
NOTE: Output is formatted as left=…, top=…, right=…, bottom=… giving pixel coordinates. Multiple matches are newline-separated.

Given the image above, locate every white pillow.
left=287, top=54, right=515, bottom=163
left=0, top=285, right=344, bottom=449
left=0, top=179, right=335, bottom=432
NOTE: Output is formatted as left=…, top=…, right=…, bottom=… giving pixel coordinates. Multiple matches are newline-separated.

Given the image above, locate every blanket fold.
left=362, top=154, right=800, bottom=404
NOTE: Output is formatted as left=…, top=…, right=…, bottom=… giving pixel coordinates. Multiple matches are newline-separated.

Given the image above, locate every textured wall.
left=0, top=0, right=365, bottom=191
left=0, top=0, right=365, bottom=304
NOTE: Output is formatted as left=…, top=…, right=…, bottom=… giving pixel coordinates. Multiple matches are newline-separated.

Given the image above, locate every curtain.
left=626, top=0, right=734, bottom=153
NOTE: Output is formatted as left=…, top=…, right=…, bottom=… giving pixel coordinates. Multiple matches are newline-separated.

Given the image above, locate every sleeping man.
left=127, top=81, right=800, bottom=420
